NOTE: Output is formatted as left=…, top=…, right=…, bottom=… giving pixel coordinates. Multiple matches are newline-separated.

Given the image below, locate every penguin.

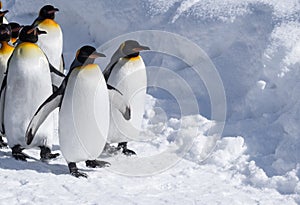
left=8, top=22, right=22, bottom=44
left=0, top=24, right=13, bottom=148
left=0, top=2, right=8, bottom=24
left=103, top=40, right=150, bottom=156
left=32, top=5, right=64, bottom=72
left=25, top=45, right=123, bottom=178
left=0, top=25, right=60, bottom=161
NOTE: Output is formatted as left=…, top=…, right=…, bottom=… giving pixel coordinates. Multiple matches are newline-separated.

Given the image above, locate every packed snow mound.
left=1, top=0, right=300, bottom=203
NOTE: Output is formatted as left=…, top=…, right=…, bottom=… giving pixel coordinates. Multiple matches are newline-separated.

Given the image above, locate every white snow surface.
left=1, top=0, right=300, bottom=204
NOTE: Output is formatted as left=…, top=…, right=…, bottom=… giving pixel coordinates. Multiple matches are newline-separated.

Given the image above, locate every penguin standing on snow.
left=8, top=22, right=22, bottom=45
left=103, top=40, right=150, bottom=156
left=0, top=2, right=8, bottom=24
left=32, top=5, right=64, bottom=72
left=0, top=23, right=13, bottom=148
left=0, top=26, right=60, bottom=160
left=25, top=46, right=121, bottom=178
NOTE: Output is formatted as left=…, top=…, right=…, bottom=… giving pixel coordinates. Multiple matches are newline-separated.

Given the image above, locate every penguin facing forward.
left=0, top=26, right=60, bottom=161
left=8, top=22, right=22, bottom=45
left=103, top=40, right=150, bottom=156
left=26, top=46, right=117, bottom=178
left=32, top=5, right=64, bottom=72
left=0, top=2, right=8, bottom=24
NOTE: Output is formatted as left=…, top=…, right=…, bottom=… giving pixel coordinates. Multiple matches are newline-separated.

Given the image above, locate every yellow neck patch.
left=0, top=41, right=14, bottom=55
left=39, top=19, right=60, bottom=29
left=18, top=42, right=39, bottom=49
left=77, top=64, right=99, bottom=70
left=16, top=42, right=43, bottom=57
left=126, top=55, right=141, bottom=61
left=11, top=38, right=17, bottom=44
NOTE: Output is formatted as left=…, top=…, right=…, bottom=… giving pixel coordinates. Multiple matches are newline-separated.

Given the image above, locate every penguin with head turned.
left=25, top=45, right=124, bottom=178
left=0, top=2, right=8, bottom=24
left=32, top=4, right=64, bottom=72
left=0, top=25, right=60, bottom=161
left=0, top=23, right=12, bottom=148
left=103, top=40, right=150, bottom=156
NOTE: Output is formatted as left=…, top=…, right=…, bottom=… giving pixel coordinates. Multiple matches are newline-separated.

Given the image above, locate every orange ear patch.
left=128, top=56, right=141, bottom=61
left=0, top=41, right=14, bottom=55
left=79, top=64, right=99, bottom=70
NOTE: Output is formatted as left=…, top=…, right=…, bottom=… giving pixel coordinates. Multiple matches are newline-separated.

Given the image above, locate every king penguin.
left=103, top=40, right=150, bottom=156
left=32, top=5, right=64, bottom=72
left=0, top=23, right=12, bottom=148
left=0, top=25, right=60, bottom=161
left=25, top=46, right=119, bottom=178
left=0, top=2, right=8, bottom=24
left=8, top=22, right=22, bottom=45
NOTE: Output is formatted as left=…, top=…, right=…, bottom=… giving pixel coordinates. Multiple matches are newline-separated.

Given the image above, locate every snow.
left=1, top=0, right=300, bottom=204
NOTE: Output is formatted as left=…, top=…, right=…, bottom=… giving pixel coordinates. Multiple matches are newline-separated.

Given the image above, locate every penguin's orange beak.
left=12, top=25, right=23, bottom=33
left=132, top=45, right=150, bottom=52
left=0, top=29, right=9, bottom=35
left=89, top=52, right=106, bottom=58
left=0, top=10, right=8, bottom=17
left=27, top=27, right=47, bottom=35
left=48, top=8, right=59, bottom=14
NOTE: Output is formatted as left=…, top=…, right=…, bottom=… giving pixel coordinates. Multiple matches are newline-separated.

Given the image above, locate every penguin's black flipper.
left=0, top=75, right=7, bottom=135
left=60, top=54, right=65, bottom=73
left=26, top=81, right=66, bottom=145
left=49, top=63, right=65, bottom=89
left=103, top=50, right=122, bottom=81
left=108, top=85, right=131, bottom=120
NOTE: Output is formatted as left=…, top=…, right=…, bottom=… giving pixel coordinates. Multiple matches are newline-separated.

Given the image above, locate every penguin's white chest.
left=4, top=43, right=53, bottom=148
left=37, top=19, right=63, bottom=71
left=107, top=57, right=147, bottom=143
left=59, top=65, right=109, bottom=162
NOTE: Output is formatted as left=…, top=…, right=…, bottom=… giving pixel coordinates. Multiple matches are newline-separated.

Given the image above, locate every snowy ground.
left=1, top=0, right=300, bottom=204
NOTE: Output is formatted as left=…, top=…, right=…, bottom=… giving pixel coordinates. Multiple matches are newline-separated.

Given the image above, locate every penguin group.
left=0, top=2, right=150, bottom=178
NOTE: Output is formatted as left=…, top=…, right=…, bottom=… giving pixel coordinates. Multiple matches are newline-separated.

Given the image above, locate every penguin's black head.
left=39, top=5, right=59, bottom=20
left=8, top=22, right=22, bottom=39
left=76, top=45, right=106, bottom=64
left=0, top=24, right=11, bottom=42
left=120, top=40, right=150, bottom=58
left=19, top=25, right=47, bottom=43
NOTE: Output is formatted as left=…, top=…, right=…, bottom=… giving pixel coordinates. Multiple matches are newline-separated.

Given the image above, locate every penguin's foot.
left=122, top=148, right=136, bottom=156
left=85, top=160, right=111, bottom=168
left=0, top=136, right=8, bottom=148
left=118, top=142, right=136, bottom=156
left=39, top=146, right=60, bottom=161
left=12, top=145, right=29, bottom=161
left=68, top=162, right=87, bottom=178
left=103, top=143, right=121, bottom=155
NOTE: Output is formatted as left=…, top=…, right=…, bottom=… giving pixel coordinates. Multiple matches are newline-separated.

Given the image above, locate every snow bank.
left=1, top=0, right=300, bottom=203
